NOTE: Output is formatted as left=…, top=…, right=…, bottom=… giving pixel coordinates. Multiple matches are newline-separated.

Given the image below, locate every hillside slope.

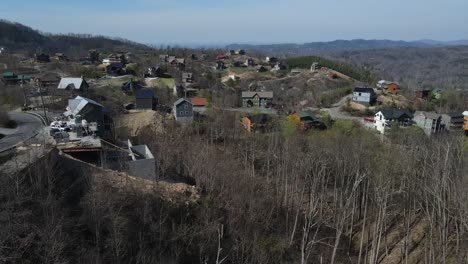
left=331, top=45, right=468, bottom=90
left=0, top=19, right=149, bottom=55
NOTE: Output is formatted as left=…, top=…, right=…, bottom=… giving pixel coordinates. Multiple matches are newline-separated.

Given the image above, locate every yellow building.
left=463, top=111, right=468, bottom=132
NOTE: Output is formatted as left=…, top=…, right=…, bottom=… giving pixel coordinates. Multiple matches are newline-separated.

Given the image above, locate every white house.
left=374, top=108, right=413, bottom=134
left=377, top=80, right=387, bottom=89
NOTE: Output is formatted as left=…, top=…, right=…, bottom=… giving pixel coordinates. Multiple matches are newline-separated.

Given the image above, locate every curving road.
left=0, top=111, right=45, bottom=152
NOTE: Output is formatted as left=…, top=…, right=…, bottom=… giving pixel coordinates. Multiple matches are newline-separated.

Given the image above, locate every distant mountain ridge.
left=0, top=19, right=149, bottom=56
left=226, top=39, right=468, bottom=56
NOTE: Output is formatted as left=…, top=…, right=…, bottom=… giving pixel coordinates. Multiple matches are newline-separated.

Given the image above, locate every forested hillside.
left=0, top=20, right=148, bottom=56
left=1, top=119, right=467, bottom=263
left=330, top=45, right=468, bottom=90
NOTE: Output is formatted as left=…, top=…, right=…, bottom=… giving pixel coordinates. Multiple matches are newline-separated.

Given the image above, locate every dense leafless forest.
left=1, top=115, right=467, bottom=263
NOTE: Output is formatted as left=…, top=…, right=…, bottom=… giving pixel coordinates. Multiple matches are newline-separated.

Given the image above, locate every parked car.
left=364, top=117, right=375, bottom=123
left=49, top=121, right=71, bottom=132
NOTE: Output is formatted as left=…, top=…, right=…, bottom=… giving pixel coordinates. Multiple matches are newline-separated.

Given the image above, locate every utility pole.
left=20, top=76, right=28, bottom=108
left=38, top=81, right=48, bottom=122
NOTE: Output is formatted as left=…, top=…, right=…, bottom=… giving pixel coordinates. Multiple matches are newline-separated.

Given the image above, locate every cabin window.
left=358, top=93, right=362, bottom=96
left=180, top=111, right=183, bottom=115
left=185, top=111, right=189, bottom=115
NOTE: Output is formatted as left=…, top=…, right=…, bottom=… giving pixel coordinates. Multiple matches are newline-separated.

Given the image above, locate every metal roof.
left=64, top=96, right=103, bottom=117
left=190, top=97, right=208, bottom=107
left=58, top=78, right=86, bottom=90
left=2, top=72, right=15, bottom=77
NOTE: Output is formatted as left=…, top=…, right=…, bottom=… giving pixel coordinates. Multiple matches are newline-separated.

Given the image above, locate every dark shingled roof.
left=380, top=108, right=413, bottom=119
left=353, top=87, right=375, bottom=94
left=135, top=89, right=155, bottom=99
left=445, top=112, right=463, bottom=118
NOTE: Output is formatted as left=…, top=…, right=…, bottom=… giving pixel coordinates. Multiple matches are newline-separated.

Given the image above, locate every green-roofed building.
left=1, top=72, right=32, bottom=85
left=2, top=71, right=18, bottom=84
left=2, top=72, right=15, bottom=77
left=297, top=111, right=317, bottom=126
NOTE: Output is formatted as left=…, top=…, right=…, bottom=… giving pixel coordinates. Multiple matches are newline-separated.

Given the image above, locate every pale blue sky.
left=1, top=0, right=467, bottom=45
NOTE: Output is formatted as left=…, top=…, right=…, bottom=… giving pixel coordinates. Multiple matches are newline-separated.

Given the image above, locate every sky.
left=1, top=0, right=467, bottom=45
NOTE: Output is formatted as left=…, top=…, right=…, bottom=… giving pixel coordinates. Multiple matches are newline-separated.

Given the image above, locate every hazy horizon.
left=1, top=0, right=467, bottom=44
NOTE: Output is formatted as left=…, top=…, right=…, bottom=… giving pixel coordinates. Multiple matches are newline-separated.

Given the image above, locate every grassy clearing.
left=157, top=78, right=175, bottom=88
left=230, top=67, right=253, bottom=74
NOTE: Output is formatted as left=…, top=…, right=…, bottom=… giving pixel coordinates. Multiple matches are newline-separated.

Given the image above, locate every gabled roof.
left=135, top=89, right=155, bottom=99
left=58, top=78, right=87, bottom=90
left=190, top=97, right=208, bottom=107
left=242, top=91, right=273, bottom=99
left=380, top=108, right=413, bottom=119
left=65, top=96, right=103, bottom=116
left=174, top=98, right=192, bottom=107
left=353, top=87, right=375, bottom=94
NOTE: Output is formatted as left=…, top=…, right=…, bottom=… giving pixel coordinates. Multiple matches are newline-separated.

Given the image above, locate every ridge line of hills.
left=226, top=39, right=468, bottom=55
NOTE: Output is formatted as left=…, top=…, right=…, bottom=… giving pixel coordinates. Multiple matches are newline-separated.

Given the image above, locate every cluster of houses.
left=374, top=108, right=466, bottom=135
left=49, top=94, right=156, bottom=179
left=349, top=84, right=467, bottom=136
left=214, top=50, right=290, bottom=74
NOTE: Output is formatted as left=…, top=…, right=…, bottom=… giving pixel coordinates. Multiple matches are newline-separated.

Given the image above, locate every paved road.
left=214, top=107, right=278, bottom=115
left=306, top=94, right=376, bottom=129
left=0, top=111, right=45, bottom=152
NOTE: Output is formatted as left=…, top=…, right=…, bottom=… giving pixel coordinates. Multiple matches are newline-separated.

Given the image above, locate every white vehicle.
left=50, top=121, right=71, bottom=132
